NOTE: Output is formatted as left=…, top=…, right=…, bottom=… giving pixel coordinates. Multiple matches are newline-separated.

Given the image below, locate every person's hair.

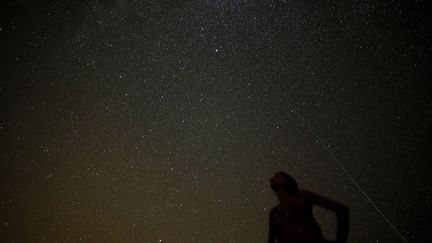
left=274, top=171, right=299, bottom=193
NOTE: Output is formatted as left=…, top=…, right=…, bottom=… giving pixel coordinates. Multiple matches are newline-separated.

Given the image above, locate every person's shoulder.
left=299, top=189, right=315, bottom=195
left=300, top=190, right=349, bottom=210
left=300, top=189, right=325, bottom=197
left=269, top=206, right=278, bottom=214
left=299, top=189, right=322, bottom=202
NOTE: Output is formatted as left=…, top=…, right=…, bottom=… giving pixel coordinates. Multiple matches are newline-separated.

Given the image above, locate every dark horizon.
left=1, top=0, right=431, bottom=242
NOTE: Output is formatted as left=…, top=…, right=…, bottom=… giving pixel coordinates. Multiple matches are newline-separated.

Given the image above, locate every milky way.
left=1, top=1, right=431, bottom=242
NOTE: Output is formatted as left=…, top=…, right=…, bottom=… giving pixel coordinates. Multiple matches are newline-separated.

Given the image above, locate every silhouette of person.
left=268, top=172, right=349, bottom=243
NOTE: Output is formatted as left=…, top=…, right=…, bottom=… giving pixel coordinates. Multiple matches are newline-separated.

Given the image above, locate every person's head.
left=270, top=171, right=299, bottom=198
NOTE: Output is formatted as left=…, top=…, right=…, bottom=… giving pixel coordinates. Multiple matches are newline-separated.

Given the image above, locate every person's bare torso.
left=270, top=191, right=323, bottom=242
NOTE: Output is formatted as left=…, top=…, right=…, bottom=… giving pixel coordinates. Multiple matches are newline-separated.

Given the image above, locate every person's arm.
left=302, top=190, right=349, bottom=243
left=268, top=208, right=276, bottom=243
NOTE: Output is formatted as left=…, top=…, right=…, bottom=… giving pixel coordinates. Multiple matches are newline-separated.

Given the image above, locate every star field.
left=1, top=0, right=431, bottom=242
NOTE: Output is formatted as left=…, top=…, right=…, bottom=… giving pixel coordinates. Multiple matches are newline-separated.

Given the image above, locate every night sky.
left=1, top=0, right=431, bottom=242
